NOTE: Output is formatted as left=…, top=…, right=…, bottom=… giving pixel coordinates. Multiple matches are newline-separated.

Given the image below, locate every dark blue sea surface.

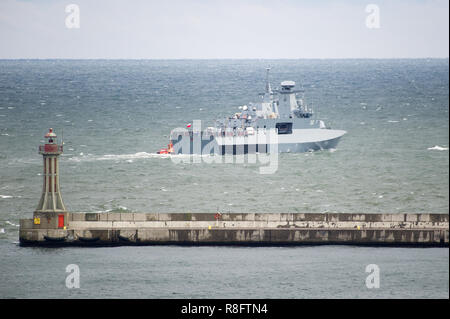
left=0, top=59, right=448, bottom=298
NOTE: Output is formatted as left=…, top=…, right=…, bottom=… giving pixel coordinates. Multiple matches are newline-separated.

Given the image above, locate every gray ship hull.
left=274, top=135, right=343, bottom=153
left=170, top=129, right=345, bottom=155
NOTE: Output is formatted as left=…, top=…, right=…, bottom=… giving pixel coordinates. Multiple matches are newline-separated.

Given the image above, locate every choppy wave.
left=86, top=205, right=133, bottom=214
left=0, top=194, right=22, bottom=199
left=97, top=152, right=165, bottom=160
left=427, top=145, right=448, bottom=151
left=69, top=152, right=212, bottom=162
left=6, top=221, right=19, bottom=227
left=0, top=228, right=5, bottom=234
left=99, top=152, right=212, bottom=161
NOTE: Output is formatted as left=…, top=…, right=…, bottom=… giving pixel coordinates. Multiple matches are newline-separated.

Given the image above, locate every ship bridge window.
left=276, top=122, right=292, bottom=134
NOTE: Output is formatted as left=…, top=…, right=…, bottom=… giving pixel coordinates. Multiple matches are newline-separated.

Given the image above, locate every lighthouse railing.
left=39, top=145, right=63, bottom=153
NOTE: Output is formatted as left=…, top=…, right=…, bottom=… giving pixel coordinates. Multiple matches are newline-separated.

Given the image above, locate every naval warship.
left=158, top=68, right=346, bottom=155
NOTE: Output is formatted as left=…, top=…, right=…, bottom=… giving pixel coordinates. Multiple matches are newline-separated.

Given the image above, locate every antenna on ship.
left=265, top=67, right=272, bottom=94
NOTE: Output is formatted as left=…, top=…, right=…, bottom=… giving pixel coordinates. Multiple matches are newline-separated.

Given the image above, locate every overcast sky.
left=0, top=0, right=448, bottom=59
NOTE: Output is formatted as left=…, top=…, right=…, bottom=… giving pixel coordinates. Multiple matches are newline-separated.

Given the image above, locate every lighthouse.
left=34, top=128, right=67, bottom=228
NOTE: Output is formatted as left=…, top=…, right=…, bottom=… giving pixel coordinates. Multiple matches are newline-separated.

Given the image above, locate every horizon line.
left=0, top=57, right=449, bottom=60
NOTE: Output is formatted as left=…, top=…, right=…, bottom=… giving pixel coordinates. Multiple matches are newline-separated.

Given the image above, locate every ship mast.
left=265, top=67, right=272, bottom=94
left=262, top=67, right=277, bottom=116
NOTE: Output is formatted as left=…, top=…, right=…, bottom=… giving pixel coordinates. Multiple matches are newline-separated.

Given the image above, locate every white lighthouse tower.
left=35, top=128, right=67, bottom=215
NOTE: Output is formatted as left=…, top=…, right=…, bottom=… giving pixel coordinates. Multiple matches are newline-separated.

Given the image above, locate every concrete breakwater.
left=19, top=212, right=449, bottom=247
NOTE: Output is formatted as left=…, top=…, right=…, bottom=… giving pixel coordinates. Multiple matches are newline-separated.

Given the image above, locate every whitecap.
left=0, top=195, right=13, bottom=199
left=98, top=152, right=154, bottom=160
left=388, top=120, right=399, bottom=123
left=6, top=221, right=19, bottom=227
left=0, top=228, right=5, bottom=234
left=99, top=152, right=186, bottom=161
left=428, top=145, right=448, bottom=151
left=71, top=151, right=188, bottom=162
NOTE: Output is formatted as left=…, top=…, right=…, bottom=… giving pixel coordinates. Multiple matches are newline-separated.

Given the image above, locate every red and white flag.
left=186, top=123, right=192, bottom=128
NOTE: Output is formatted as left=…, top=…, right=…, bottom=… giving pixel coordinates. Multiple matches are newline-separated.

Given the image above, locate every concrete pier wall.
left=19, top=213, right=449, bottom=247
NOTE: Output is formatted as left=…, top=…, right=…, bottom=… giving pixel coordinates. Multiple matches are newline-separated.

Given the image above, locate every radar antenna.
left=265, top=67, right=272, bottom=94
